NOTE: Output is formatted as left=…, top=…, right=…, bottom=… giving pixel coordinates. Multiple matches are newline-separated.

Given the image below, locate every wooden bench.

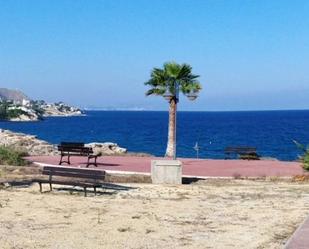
left=33, top=166, right=106, bottom=197
left=58, top=142, right=99, bottom=167
left=224, top=146, right=260, bottom=160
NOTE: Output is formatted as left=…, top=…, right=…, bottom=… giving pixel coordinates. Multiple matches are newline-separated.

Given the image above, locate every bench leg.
left=86, top=157, right=90, bottom=168
left=39, top=182, right=42, bottom=193
left=90, top=157, right=98, bottom=167
left=87, top=156, right=98, bottom=167
left=59, top=154, right=71, bottom=165
left=94, top=187, right=97, bottom=195
left=49, top=182, right=53, bottom=191
left=84, top=187, right=87, bottom=197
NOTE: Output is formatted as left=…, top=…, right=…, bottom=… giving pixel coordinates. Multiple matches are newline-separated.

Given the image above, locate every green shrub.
left=0, top=146, right=29, bottom=166
left=0, top=101, right=44, bottom=120
left=303, top=151, right=309, bottom=171
left=293, top=140, right=309, bottom=171
left=30, top=101, right=45, bottom=117
left=6, top=109, right=28, bottom=119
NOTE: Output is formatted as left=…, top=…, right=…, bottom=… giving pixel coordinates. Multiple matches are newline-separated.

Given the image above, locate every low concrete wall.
left=151, top=160, right=182, bottom=184
left=285, top=215, right=309, bottom=249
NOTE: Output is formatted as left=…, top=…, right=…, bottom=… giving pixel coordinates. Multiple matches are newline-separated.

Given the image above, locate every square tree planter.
left=151, top=160, right=182, bottom=184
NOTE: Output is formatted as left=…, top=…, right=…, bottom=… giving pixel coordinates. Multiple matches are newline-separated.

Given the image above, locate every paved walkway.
left=26, top=156, right=305, bottom=178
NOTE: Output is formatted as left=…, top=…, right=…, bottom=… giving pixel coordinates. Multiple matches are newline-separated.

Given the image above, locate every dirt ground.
left=1, top=179, right=309, bottom=249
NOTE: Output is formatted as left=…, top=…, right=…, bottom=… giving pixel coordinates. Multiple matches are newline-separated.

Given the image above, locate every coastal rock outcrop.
left=0, top=88, right=83, bottom=122
left=9, top=114, right=40, bottom=122
left=41, top=102, right=82, bottom=117
left=85, top=142, right=127, bottom=155
left=7, top=106, right=41, bottom=121
left=0, top=129, right=128, bottom=156
left=0, top=129, right=56, bottom=156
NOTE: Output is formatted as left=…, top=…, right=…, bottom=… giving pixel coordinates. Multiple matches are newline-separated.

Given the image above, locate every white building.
left=22, top=99, right=31, bottom=106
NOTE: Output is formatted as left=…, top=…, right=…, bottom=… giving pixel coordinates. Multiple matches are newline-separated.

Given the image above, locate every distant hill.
left=0, top=88, right=30, bottom=102
left=0, top=88, right=82, bottom=121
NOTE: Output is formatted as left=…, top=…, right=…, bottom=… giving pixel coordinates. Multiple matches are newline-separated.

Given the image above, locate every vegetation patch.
left=0, top=146, right=29, bottom=166
left=0, top=101, right=43, bottom=121
left=294, top=140, right=309, bottom=171
left=303, top=152, right=309, bottom=171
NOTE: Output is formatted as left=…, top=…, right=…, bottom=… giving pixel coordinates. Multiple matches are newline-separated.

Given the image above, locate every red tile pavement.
left=26, top=156, right=306, bottom=178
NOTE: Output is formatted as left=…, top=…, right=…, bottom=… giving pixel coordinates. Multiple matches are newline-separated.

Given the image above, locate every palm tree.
left=145, top=62, right=202, bottom=158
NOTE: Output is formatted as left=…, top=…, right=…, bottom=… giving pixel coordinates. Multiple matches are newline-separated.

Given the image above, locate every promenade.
left=27, top=155, right=305, bottom=178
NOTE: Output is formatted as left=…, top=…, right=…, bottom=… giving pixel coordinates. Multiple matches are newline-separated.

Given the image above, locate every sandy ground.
left=1, top=180, right=309, bottom=249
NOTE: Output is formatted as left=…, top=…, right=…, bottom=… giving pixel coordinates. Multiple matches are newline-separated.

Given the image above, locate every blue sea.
left=1, top=110, right=309, bottom=161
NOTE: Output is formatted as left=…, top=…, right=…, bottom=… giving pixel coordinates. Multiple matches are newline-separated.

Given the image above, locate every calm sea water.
left=1, top=110, right=309, bottom=161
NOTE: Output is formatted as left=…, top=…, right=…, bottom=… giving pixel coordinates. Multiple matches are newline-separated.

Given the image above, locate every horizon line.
left=81, top=108, right=309, bottom=112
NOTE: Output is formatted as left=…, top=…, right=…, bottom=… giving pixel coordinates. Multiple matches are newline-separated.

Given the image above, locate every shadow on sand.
left=1, top=180, right=135, bottom=196
left=54, top=183, right=135, bottom=196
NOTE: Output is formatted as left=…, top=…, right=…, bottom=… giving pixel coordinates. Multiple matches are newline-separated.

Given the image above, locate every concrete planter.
left=151, top=160, right=182, bottom=184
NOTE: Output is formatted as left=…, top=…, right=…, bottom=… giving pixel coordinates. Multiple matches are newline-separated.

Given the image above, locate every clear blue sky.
left=0, top=0, right=308, bottom=111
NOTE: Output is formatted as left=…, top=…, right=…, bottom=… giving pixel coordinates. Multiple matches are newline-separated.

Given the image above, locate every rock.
left=9, top=114, right=40, bottom=122
left=85, top=142, right=127, bottom=155
left=0, top=129, right=128, bottom=157
left=41, top=102, right=83, bottom=117
left=0, top=130, right=57, bottom=156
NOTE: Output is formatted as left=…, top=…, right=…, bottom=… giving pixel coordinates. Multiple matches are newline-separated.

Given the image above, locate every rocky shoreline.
left=1, top=103, right=83, bottom=122
left=0, top=129, right=127, bottom=156
left=41, top=102, right=83, bottom=118
left=0, top=129, right=55, bottom=155
left=0, top=88, right=84, bottom=122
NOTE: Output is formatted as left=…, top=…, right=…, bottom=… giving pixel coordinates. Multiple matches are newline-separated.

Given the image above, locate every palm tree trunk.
left=165, top=98, right=177, bottom=158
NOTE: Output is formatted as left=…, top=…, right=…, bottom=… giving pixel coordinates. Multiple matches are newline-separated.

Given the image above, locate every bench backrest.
left=225, top=147, right=257, bottom=153
left=58, top=142, right=93, bottom=154
left=42, top=166, right=105, bottom=181
left=60, top=142, right=85, bottom=147
left=58, top=145, right=93, bottom=154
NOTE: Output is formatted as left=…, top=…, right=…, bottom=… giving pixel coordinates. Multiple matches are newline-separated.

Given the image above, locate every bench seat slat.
left=58, top=147, right=93, bottom=154
left=60, top=142, right=84, bottom=147
left=43, top=166, right=103, bottom=174
left=33, top=179, right=103, bottom=187
left=42, top=171, right=105, bottom=180
left=42, top=167, right=105, bottom=180
left=42, top=172, right=104, bottom=180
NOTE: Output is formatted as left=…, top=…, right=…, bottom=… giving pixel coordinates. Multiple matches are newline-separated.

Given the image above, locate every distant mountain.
left=0, top=88, right=30, bottom=103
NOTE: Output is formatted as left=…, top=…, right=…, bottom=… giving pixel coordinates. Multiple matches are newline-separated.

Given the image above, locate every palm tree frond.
left=145, top=61, right=202, bottom=97
left=180, top=81, right=202, bottom=94
left=145, top=88, right=166, bottom=96
left=164, top=62, right=181, bottom=78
